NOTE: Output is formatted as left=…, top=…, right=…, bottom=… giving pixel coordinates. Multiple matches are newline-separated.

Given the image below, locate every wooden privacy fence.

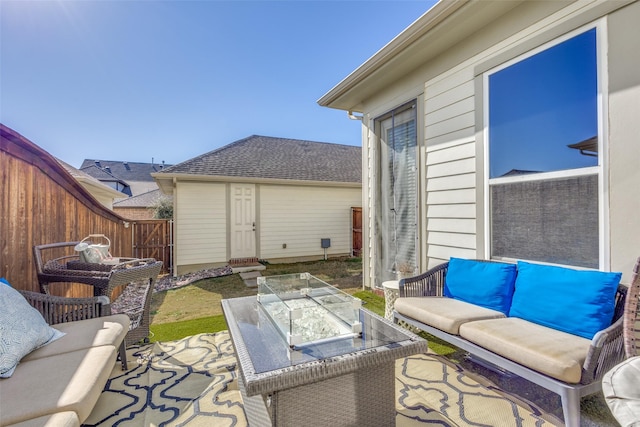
left=132, top=219, right=173, bottom=274
left=352, top=207, right=362, bottom=257
left=1, top=125, right=132, bottom=296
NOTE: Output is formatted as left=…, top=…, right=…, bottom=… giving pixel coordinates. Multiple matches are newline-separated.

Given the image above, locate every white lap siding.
left=259, top=185, right=361, bottom=260
left=424, top=69, right=477, bottom=268
left=175, top=181, right=227, bottom=269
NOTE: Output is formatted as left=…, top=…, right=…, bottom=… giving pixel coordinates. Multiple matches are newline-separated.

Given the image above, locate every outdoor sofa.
left=393, top=258, right=628, bottom=427
left=0, top=281, right=129, bottom=427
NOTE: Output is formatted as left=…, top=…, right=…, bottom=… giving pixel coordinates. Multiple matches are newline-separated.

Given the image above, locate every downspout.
left=348, top=110, right=363, bottom=121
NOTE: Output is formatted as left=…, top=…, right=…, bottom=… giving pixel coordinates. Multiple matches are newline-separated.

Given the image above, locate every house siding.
left=354, top=0, right=638, bottom=286
left=175, top=181, right=227, bottom=270
left=425, top=139, right=477, bottom=268
left=607, top=0, right=640, bottom=277
left=259, top=185, right=361, bottom=260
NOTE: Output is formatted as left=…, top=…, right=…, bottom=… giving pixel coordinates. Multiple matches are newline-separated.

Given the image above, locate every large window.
left=375, top=101, right=418, bottom=285
left=486, top=27, right=602, bottom=268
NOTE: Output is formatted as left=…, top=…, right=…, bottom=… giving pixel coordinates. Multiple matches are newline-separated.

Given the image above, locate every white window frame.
left=373, top=100, right=419, bottom=285
left=482, top=20, right=609, bottom=269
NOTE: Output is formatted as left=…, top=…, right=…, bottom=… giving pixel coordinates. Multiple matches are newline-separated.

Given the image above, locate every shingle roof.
left=158, top=135, right=361, bottom=183
left=80, top=159, right=172, bottom=182
left=80, top=164, right=127, bottom=182
left=113, top=189, right=170, bottom=207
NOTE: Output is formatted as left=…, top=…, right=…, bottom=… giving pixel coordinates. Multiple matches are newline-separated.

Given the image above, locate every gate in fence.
left=132, top=219, right=173, bottom=274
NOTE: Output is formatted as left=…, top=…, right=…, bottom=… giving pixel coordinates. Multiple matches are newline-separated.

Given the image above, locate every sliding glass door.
left=375, top=101, right=418, bottom=285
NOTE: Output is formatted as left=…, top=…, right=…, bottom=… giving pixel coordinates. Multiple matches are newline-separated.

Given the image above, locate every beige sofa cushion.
left=21, top=314, right=129, bottom=362
left=459, top=317, right=591, bottom=383
left=5, top=411, right=80, bottom=427
left=394, top=297, right=506, bottom=335
left=0, top=346, right=116, bottom=425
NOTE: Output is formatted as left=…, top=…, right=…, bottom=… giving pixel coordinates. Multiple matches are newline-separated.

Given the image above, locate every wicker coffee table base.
left=239, top=358, right=396, bottom=427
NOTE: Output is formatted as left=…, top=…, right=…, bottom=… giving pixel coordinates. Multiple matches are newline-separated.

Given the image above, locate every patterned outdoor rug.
left=83, top=332, right=561, bottom=427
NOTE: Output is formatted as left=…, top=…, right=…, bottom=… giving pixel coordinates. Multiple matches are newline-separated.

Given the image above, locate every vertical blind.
left=375, top=103, right=418, bottom=285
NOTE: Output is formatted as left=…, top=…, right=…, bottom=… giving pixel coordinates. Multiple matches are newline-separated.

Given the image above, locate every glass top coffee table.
left=221, top=274, right=427, bottom=427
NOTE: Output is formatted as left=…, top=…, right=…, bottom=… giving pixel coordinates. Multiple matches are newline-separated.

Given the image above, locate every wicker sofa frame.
left=17, top=290, right=128, bottom=370
left=33, top=242, right=162, bottom=346
left=393, top=260, right=628, bottom=427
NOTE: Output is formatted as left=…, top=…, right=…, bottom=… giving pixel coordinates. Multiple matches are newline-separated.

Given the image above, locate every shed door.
left=230, top=184, right=256, bottom=259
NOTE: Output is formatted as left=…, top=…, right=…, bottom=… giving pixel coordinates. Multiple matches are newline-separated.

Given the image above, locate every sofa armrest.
left=399, top=262, right=449, bottom=298
left=581, top=316, right=625, bottom=384
left=18, top=290, right=111, bottom=325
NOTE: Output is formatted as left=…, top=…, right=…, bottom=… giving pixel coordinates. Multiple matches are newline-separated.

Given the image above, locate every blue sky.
left=1, top=0, right=434, bottom=168
left=489, top=28, right=598, bottom=178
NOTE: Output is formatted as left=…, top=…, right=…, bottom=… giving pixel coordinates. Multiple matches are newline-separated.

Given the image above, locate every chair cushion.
left=21, top=314, right=129, bottom=362
left=602, top=356, right=640, bottom=427
left=444, top=258, right=517, bottom=314
left=459, top=317, right=591, bottom=383
left=394, top=297, right=506, bottom=335
left=0, top=346, right=116, bottom=425
left=509, top=261, right=621, bottom=339
left=0, top=281, right=65, bottom=378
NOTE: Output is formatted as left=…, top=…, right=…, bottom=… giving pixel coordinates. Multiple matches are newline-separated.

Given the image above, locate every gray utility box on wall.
left=321, top=238, right=331, bottom=248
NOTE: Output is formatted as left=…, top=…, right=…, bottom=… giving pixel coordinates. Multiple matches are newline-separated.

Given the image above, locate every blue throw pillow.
left=444, top=258, right=517, bottom=314
left=0, top=283, right=66, bottom=377
left=509, top=261, right=621, bottom=339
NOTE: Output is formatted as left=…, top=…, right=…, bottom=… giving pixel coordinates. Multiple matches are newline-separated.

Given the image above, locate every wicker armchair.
left=623, top=257, right=640, bottom=358
left=33, top=242, right=163, bottom=346
left=34, top=242, right=134, bottom=295
left=108, top=260, right=163, bottom=346
left=18, top=290, right=128, bottom=369
left=602, top=257, right=640, bottom=427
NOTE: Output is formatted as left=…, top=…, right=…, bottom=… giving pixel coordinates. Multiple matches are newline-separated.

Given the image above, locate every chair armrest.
left=18, top=290, right=111, bottom=325
left=581, top=316, right=625, bottom=384
left=33, top=242, right=80, bottom=275
left=399, top=262, right=449, bottom=297
left=100, top=259, right=162, bottom=300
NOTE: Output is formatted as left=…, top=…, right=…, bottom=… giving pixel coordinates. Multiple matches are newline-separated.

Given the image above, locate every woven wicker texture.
left=18, top=289, right=128, bottom=370
left=623, top=257, right=640, bottom=358
left=223, top=296, right=428, bottom=426
left=33, top=242, right=162, bottom=346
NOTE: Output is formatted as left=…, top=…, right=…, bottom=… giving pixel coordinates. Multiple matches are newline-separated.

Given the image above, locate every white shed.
left=319, top=0, right=640, bottom=287
left=153, top=135, right=362, bottom=275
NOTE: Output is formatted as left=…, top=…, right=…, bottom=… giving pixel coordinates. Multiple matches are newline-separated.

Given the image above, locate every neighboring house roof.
left=56, top=158, right=124, bottom=202
left=81, top=163, right=129, bottom=183
left=80, top=159, right=172, bottom=182
left=113, top=189, right=170, bottom=208
left=154, top=135, right=361, bottom=194
left=568, top=135, right=598, bottom=156
left=80, top=159, right=172, bottom=198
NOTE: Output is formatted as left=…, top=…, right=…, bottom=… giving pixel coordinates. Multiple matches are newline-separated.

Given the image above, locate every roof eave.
left=70, top=176, right=124, bottom=198
left=152, top=172, right=361, bottom=188
left=317, top=0, right=469, bottom=111
left=319, top=0, right=535, bottom=113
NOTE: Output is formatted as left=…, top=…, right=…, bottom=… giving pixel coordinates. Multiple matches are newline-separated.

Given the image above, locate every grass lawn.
left=149, top=257, right=457, bottom=356
left=149, top=257, right=364, bottom=340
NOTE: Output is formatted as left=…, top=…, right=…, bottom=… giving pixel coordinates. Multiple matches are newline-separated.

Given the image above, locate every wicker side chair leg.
left=118, top=341, right=128, bottom=370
